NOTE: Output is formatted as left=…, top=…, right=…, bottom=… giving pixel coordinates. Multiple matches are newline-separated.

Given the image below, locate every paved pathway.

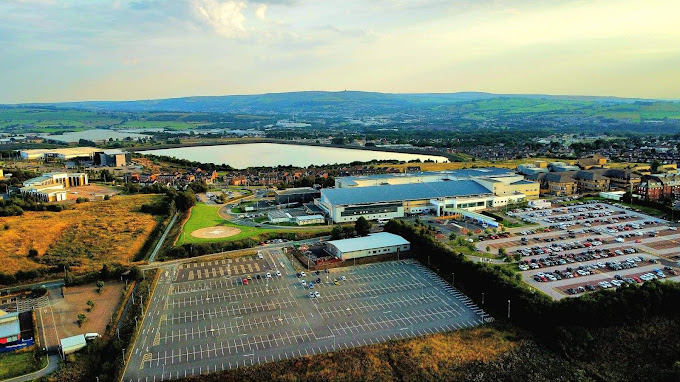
left=148, top=213, right=179, bottom=262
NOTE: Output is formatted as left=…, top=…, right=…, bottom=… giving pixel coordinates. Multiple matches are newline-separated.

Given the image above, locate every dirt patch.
left=66, top=184, right=119, bottom=201
left=39, top=282, right=125, bottom=348
left=191, top=226, right=241, bottom=239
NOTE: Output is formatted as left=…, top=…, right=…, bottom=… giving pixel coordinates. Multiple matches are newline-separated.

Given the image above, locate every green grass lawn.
left=0, top=351, right=46, bottom=380
left=177, top=203, right=330, bottom=245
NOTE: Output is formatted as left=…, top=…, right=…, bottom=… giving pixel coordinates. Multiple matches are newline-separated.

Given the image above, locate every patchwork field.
left=0, top=194, right=163, bottom=276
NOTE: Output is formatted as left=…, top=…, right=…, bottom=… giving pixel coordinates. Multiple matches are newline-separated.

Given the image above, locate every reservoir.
left=140, top=143, right=448, bottom=168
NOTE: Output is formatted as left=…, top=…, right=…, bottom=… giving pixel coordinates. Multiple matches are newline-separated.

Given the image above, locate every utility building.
left=60, top=334, right=87, bottom=356
left=326, top=232, right=410, bottom=260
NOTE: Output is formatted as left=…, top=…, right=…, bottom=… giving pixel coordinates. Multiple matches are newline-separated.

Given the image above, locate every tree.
left=96, top=280, right=105, bottom=294
left=28, top=248, right=38, bottom=258
left=448, top=232, right=457, bottom=240
left=485, top=245, right=491, bottom=253
left=86, top=300, right=95, bottom=312
left=77, top=313, right=87, bottom=327
left=355, top=217, right=372, bottom=236
left=498, top=247, right=507, bottom=257
left=342, top=225, right=355, bottom=238
left=175, top=190, right=196, bottom=211
left=330, top=226, right=343, bottom=240
left=100, top=169, right=112, bottom=182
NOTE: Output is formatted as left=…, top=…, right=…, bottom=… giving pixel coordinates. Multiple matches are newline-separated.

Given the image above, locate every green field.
left=0, top=351, right=46, bottom=380
left=118, top=120, right=202, bottom=130
left=177, top=203, right=330, bottom=244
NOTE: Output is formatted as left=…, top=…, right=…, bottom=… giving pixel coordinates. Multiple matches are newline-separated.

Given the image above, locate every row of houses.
left=126, top=168, right=219, bottom=187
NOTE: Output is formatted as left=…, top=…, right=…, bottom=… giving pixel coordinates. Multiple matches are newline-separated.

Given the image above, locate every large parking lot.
left=478, top=200, right=680, bottom=299
left=123, top=252, right=488, bottom=382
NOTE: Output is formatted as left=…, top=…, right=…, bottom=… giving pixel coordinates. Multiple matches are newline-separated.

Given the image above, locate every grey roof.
left=60, top=334, right=86, bottom=349
left=0, top=314, right=20, bottom=339
left=296, top=214, right=324, bottom=221
left=275, top=187, right=319, bottom=196
left=328, top=232, right=409, bottom=253
left=337, top=167, right=516, bottom=186
left=322, top=180, right=492, bottom=205
left=511, top=180, right=535, bottom=185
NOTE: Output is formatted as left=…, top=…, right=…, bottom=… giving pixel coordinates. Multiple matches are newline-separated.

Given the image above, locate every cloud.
left=191, top=0, right=247, bottom=37
left=255, top=3, right=267, bottom=20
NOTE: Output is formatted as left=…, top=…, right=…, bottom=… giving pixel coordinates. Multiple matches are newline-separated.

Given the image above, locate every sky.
left=0, top=0, right=679, bottom=103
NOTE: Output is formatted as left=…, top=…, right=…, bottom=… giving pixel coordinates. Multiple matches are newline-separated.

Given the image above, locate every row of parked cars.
left=520, top=247, right=641, bottom=271
left=477, top=232, right=511, bottom=241
left=565, top=267, right=677, bottom=294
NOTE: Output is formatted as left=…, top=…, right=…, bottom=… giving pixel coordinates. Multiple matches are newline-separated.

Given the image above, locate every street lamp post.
left=482, top=292, right=485, bottom=305
left=507, top=300, right=511, bottom=319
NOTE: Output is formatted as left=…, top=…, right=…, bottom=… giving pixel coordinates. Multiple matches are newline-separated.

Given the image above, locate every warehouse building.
left=326, top=232, right=410, bottom=260
left=0, top=310, right=21, bottom=346
left=95, top=150, right=131, bottom=167
left=274, top=187, right=320, bottom=205
left=316, top=179, right=518, bottom=223
left=18, top=147, right=100, bottom=160
left=60, top=334, right=87, bottom=356
left=335, top=167, right=518, bottom=188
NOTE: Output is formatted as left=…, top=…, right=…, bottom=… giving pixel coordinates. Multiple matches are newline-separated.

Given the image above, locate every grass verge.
left=0, top=350, right=46, bottom=380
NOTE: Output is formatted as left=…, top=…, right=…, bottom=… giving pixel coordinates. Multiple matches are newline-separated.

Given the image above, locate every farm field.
left=0, top=194, right=163, bottom=277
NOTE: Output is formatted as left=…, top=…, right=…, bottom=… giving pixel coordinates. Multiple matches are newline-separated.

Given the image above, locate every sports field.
left=176, top=203, right=329, bottom=245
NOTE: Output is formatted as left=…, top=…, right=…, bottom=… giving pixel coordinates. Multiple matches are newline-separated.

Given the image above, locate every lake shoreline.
left=130, top=138, right=456, bottom=162
left=136, top=141, right=450, bottom=169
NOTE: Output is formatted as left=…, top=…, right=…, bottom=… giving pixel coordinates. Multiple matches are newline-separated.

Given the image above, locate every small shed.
left=61, top=334, right=87, bottom=355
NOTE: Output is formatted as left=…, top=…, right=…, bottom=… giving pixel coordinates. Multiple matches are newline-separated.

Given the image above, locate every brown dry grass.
left=0, top=194, right=162, bottom=275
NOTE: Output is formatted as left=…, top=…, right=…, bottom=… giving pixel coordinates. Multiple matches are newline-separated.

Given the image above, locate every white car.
left=300, top=271, right=306, bottom=277
left=300, top=280, right=307, bottom=286
left=275, top=270, right=282, bottom=277
left=265, top=272, right=271, bottom=278
left=314, top=291, right=320, bottom=298
left=309, top=292, right=315, bottom=298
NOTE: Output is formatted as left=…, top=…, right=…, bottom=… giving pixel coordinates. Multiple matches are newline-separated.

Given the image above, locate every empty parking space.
left=123, top=253, right=488, bottom=382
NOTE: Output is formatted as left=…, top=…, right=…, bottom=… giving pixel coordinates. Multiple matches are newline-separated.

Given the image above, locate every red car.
left=242, top=278, right=248, bottom=285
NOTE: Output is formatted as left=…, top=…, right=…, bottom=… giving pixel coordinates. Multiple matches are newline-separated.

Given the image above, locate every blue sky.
left=0, top=0, right=679, bottom=103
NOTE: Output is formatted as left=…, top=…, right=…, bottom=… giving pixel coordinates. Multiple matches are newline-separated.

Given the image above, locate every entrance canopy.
left=451, top=208, right=499, bottom=228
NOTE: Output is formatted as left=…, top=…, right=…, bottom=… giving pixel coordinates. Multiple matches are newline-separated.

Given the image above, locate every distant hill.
left=12, top=91, right=661, bottom=116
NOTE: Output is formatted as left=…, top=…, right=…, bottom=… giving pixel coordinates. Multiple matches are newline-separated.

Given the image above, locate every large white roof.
left=328, top=232, right=409, bottom=253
